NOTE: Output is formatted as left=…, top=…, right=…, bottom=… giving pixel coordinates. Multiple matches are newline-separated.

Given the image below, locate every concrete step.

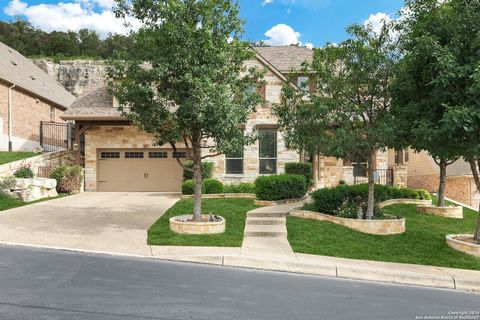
left=248, top=212, right=287, bottom=218
left=244, top=224, right=286, bottom=233
left=244, top=231, right=286, bottom=238
left=246, top=218, right=284, bottom=226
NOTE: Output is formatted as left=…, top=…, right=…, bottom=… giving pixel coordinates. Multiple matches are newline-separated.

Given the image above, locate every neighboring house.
left=62, top=46, right=408, bottom=192
left=408, top=151, right=479, bottom=208
left=0, top=41, right=75, bottom=151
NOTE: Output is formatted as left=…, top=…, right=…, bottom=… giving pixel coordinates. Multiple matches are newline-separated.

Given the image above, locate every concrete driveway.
left=0, top=192, right=180, bottom=256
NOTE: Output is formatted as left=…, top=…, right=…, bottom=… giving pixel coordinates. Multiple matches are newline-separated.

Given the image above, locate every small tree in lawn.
left=275, top=23, right=399, bottom=219
left=420, top=0, right=480, bottom=243
left=108, top=0, right=261, bottom=221
left=390, top=0, right=462, bottom=208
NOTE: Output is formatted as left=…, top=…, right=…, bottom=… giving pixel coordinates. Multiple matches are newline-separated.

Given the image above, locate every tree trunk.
left=366, top=149, right=376, bottom=220
left=468, top=157, right=480, bottom=243
left=437, top=158, right=447, bottom=207
left=192, top=136, right=203, bottom=222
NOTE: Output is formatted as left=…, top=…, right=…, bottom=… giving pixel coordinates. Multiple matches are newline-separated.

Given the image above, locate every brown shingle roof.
left=0, top=41, right=75, bottom=109
left=252, top=46, right=313, bottom=73
left=61, top=86, right=122, bottom=120
left=63, top=46, right=312, bottom=120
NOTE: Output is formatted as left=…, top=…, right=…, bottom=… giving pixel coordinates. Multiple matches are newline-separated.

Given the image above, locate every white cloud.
left=261, top=0, right=330, bottom=9
left=364, top=12, right=392, bottom=34
left=3, top=0, right=141, bottom=38
left=264, top=24, right=300, bottom=46
left=264, top=23, right=313, bottom=48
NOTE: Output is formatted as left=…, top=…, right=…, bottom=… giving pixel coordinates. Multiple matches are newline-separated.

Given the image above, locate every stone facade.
left=0, top=149, right=76, bottom=178
left=84, top=125, right=174, bottom=191
left=0, top=80, right=65, bottom=151
left=209, top=58, right=299, bottom=184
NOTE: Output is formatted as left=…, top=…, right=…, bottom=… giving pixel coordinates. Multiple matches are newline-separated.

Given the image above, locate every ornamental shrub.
left=50, top=165, right=83, bottom=193
left=224, top=182, right=256, bottom=194
left=181, top=179, right=224, bottom=195
left=13, top=165, right=34, bottom=178
left=255, top=174, right=307, bottom=201
left=182, top=180, right=195, bottom=195
left=183, top=161, right=214, bottom=181
left=285, top=162, right=312, bottom=186
left=311, top=184, right=426, bottom=215
left=416, top=189, right=432, bottom=200
left=202, top=179, right=224, bottom=194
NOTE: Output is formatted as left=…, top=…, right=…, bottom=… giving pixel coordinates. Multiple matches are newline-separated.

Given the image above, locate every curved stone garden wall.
left=289, top=210, right=405, bottom=235
left=446, top=234, right=480, bottom=257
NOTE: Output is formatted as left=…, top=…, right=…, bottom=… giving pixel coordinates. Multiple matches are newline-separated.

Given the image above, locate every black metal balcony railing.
left=353, top=168, right=394, bottom=186
left=40, top=121, right=74, bottom=152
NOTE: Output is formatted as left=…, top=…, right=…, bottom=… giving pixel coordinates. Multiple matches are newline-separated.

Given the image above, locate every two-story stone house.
left=62, top=46, right=407, bottom=192
left=0, top=41, right=75, bottom=151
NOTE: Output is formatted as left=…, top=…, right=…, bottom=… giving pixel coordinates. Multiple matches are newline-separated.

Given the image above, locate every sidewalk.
left=1, top=200, right=480, bottom=293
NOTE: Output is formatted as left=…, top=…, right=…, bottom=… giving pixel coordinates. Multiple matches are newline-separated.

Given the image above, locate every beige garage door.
left=97, top=149, right=186, bottom=192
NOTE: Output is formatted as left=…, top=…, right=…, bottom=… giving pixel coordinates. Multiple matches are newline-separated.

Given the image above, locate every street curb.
left=2, top=241, right=479, bottom=293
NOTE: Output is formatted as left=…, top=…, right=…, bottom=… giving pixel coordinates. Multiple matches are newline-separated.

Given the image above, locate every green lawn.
left=287, top=199, right=480, bottom=270
left=148, top=198, right=258, bottom=247
left=0, top=152, right=37, bottom=165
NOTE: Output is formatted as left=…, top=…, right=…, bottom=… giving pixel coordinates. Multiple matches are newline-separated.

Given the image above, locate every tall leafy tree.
left=275, top=23, right=399, bottom=219
left=78, top=29, right=102, bottom=57
left=108, top=0, right=261, bottom=221
left=390, top=0, right=461, bottom=208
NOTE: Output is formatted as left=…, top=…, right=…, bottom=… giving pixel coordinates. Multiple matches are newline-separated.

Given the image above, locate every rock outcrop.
left=33, top=59, right=107, bottom=97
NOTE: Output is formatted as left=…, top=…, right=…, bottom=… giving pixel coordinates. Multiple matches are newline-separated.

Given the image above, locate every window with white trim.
left=259, top=129, right=277, bottom=174
left=297, top=76, right=309, bottom=91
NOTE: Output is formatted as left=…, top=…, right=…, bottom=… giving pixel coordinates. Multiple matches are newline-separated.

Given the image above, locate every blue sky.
left=1, top=0, right=404, bottom=47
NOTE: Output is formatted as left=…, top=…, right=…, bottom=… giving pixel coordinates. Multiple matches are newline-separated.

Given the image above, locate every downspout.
left=7, top=83, right=15, bottom=152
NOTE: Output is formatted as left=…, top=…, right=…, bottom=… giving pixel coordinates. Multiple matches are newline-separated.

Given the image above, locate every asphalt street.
left=0, top=245, right=478, bottom=320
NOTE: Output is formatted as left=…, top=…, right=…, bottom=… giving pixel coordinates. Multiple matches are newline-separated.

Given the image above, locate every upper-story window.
left=259, top=129, right=277, bottom=174
left=297, top=76, right=309, bottom=91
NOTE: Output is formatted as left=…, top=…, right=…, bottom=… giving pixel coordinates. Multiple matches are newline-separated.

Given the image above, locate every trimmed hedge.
left=183, top=161, right=214, bottom=181
left=311, top=184, right=431, bottom=215
left=181, top=179, right=224, bottom=195
left=285, top=162, right=312, bottom=185
left=255, top=174, right=307, bottom=201
left=224, top=182, right=256, bottom=194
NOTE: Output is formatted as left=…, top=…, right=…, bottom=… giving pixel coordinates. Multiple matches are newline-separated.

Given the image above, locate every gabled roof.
left=424, top=153, right=473, bottom=177
left=61, top=86, right=121, bottom=120
left=62, top=46, right=311, bottom=120
left=0, top=41, right=75, bottom=109
left=252, top=46, right=313, bottom=73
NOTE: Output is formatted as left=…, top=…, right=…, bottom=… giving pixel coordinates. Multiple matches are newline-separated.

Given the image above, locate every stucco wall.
left=0, top=80, right=64, bottom=151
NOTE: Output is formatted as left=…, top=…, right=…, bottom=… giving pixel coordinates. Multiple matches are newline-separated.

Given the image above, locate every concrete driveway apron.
left=0, top=192, right=180, bottom=255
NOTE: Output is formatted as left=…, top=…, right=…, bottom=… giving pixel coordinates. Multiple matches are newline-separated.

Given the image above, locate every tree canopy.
left=108, top=0, right=262, bottom=221
left=0, top=19, right=133, bottom=59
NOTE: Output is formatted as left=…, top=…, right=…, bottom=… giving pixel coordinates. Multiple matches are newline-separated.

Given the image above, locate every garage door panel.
left=97, top=149, right=185, bottom=192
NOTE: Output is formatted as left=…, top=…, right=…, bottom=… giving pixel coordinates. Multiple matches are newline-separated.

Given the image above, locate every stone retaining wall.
left=289, top=209, right=405, bottom=235
left=169, top=215, right=226, bottom=234
left=377, top=199, right=432, bottom=209
left=0, top=150, right=76, bottom=178
left=446, top=234, right=480, bottom=257
left=417, top=205, right=463, bottom=219
left=4, top=177, right=58, bottom=202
